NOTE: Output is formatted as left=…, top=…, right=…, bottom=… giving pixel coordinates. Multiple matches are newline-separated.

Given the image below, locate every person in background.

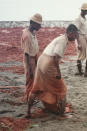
left=26, top=24, right=79, bottom=118
left=21, top=13, right=42, bottom=100
left=75, top=3, right=87, bottom=76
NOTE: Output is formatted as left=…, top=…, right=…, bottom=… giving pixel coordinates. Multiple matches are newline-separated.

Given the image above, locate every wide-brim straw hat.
left=30, top=13, right=42, bottom=24
left=80, top=3, right=87, bottom=10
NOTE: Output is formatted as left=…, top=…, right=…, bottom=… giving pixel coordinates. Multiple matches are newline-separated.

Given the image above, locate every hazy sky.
left=0, top=0, right=87, bottom=21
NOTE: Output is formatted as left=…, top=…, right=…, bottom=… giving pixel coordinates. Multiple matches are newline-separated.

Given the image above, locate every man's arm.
left=54, top=54, right=61, bottom=79
left=76, top=33, right=82, bottom=51
left=75, top=18, right=82, bottom=50
left=25, top=53, right=33, bottom=79
left=35, top=55, right=37, bottom=66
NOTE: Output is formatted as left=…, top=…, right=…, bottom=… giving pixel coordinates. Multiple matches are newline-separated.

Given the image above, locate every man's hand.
left=29, top=67, right=34, bottom=79
left=78, top=44, right=82, bottom=51
left=35, top=55, right=37, bottom=66
left=35, top=59, right=37, bottom=66
left=30, top=72, right=33, bottom=79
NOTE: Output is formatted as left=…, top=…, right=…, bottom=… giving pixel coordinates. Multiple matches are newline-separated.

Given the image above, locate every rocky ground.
left=0, top=27, right=87, bottom=131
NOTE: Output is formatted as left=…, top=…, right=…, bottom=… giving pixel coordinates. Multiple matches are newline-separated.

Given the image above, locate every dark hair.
left=66, top=24, right=78, bottom=34
left=81, top=9, right=87, bottom=12
left=30, top=20, right=35, bottom=24
left=30, top=20, right=40, bottom=25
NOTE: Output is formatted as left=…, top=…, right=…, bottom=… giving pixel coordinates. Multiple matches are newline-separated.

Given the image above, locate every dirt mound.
left=0, top=117, right=30, bottom=131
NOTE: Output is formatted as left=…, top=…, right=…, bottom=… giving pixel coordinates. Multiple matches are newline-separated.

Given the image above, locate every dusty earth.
left=0, top=27, right=87, bottom=131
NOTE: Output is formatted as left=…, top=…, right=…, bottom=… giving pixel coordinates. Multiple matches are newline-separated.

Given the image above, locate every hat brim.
left=30, top=18, right=42, bottom=24
left=79, top=7, right=87, bottom=10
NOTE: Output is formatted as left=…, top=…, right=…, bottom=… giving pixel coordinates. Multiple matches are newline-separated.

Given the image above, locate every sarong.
left=30, top=54, right=67, bottom=113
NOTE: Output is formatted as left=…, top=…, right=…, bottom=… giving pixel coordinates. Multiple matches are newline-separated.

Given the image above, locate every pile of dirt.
left=0, top=117, right=30, bottom=131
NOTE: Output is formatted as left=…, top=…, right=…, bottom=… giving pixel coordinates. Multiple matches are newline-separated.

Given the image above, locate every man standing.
left=21, top=13, right=42, bottom=100
left=26, top=24, right=79, bottom=118
left=75, top=3, right=87, bottom=76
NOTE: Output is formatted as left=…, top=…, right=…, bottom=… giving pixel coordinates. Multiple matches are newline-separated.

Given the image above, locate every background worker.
left=21, top=13, right=42, bottom=100
left=75, top=3, right=87, bottom=76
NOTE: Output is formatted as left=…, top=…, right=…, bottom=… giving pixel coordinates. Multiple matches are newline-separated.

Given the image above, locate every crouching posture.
left=26, top=24, right=79, bottom=118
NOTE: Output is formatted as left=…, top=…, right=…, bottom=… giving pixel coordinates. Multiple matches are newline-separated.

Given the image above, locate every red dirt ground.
left=0, top=27, right=76, bottom=63
left=0, top=27, right=76, bottom=74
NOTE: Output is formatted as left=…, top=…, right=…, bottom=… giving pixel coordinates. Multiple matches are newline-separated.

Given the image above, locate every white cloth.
left=21, top=28, right=39, bottom=56
left=75, top=15, right=87, bottom=34
left=75, top=15, right=87, bottom=60
left=43, top=34, right=68, bottom=58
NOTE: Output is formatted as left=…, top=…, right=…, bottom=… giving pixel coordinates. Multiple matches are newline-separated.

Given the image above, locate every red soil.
left=0, top=117, right=30, bottom=131
left=0, top=27, right=76, bottom=63
left=0, top=27, right=76, bottom=74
